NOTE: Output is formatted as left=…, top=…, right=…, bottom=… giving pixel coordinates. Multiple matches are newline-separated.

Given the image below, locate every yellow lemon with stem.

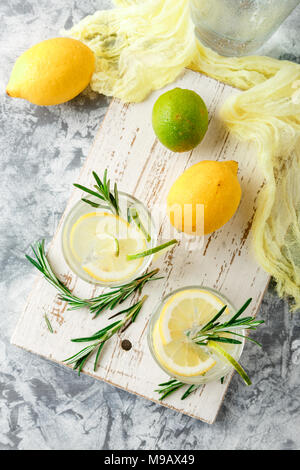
left=6, top=38, right=95, bottom=106
left=167, top=160, right=242, bottom=235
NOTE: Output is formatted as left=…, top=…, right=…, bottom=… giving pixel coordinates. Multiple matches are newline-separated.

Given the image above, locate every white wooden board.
left=11, top=69, right=269, bottom=424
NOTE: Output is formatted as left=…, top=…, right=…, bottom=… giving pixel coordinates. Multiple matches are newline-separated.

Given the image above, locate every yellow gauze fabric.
left=64, top=0, right=196, bottom=102
left=65, top=0, right=300, bottom=310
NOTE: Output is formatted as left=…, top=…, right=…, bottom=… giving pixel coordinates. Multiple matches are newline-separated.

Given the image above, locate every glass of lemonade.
left=62, top=193, right=157, bottom=286
left=148, top=286, right=245, bottom=384
left=190, top=0, right=300, bottom=56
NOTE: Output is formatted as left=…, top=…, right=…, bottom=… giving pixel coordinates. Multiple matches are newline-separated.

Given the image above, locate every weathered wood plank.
left=11, top=69, right=269, bottom=424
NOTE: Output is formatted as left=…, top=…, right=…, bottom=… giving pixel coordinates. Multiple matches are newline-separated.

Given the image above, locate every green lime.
left=152, top=88, right=208, bottom=153
left=208, top=340, right=252, bottom=386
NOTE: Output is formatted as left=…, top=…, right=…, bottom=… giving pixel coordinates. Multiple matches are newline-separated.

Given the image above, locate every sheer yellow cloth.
left=65, top=0, right=300, bottom=310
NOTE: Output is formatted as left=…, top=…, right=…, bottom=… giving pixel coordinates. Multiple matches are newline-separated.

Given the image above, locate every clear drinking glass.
left=190, top=0, right=300, bottom=56
left=148, top=286, right=245, bottom=385
left=62, top=192, right=157, bottom=287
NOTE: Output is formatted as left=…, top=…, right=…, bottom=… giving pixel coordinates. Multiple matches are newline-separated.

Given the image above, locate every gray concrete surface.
left=0, top=0, right=300, bottom=450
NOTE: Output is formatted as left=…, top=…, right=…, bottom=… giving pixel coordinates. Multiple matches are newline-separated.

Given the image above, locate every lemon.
left=96, top=233, right=120, bottom=257
left=69, top=212, right=146, bottom=283
left=152, top=88, right=208, bottom=153
left=167, top=160, right=242, bottom=235
left=6, top=38, right=95, bottom=106
left=152, top=289, right=227, bottom=377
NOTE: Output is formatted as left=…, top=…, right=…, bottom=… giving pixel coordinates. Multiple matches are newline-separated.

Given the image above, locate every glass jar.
left=190, top=0, right=300, bottom=56
left=62, top=192, right=157, bottom=287
left=148, top=286, right=245, bottom=385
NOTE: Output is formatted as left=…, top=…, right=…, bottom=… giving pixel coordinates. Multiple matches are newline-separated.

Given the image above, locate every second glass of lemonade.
left=148, top=286, right=245, bottom=384
left=62, top=193, right=157, bottom=287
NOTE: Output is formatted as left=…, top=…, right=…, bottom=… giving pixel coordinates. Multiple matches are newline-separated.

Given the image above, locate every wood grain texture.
left=11, top=69, right=269, bottom=424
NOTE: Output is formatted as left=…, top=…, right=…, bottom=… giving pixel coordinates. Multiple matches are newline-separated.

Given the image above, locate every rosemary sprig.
left=85, top=269, right=162, bottom=318
left=26, top=240, right=162, bottom=318
left=155, top=379, right=200, bottom=401
left=155, top=374, right=227, bottom=400
left=25, top=240, right=82, bottom=304
left=63, top=296, right=148, bottom=375
left=74, top=170, right=120, bottom=215
left=191, top=298, right=264, bottom=347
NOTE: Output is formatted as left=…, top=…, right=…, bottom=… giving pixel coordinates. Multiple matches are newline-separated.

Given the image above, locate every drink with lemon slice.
left=62, top=192, right=156, bottom=286
left=148, top=287, right=245, bottom=384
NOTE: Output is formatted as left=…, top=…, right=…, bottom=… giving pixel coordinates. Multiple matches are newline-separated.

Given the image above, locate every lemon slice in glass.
left=158, top=289, right=227, bottom=344
left=69, top=212, right=146, bottom=283
left=152, top=289, right=228, bottom=377
left=153, top=323, right=216, bottom=377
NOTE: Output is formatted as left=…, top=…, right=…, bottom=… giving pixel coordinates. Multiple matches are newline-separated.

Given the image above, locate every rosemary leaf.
left=181, top=384, right=199, bottom=400
left=44, top=314, right=53, bottom=333
left=157, top=379, right=178, bottom=387
left=227, top=298, right=253, bottom=324
left=200, top=305, right=227, bottom=332
left=73, top=184, right=104, bottom=200
left=127, top=206, right=151, bottom=242
left=94, top=342, right=105, bottom=372
left=81, top=198, right=101, bottom=208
